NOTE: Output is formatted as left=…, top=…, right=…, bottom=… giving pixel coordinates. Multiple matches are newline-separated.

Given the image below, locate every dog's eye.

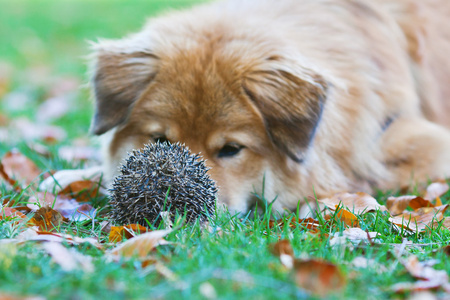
left=153, top=135, right=169, bottom=144
left=218, top=143, right=243, bottom=158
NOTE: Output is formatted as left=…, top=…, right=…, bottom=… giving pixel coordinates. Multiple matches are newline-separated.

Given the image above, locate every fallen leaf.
left=386, top=195, right=417, bottom=215
left=390, top=205, right=448, bottom=232
left=108, top=229, right=172, bottom=259
left=1, top=150, right=41, bottom=187
left=29, top=206, right=64, bottom=231
left=58, top=180, right=101, bottom=202
left=424, top=181, right=449, bottom=201
left=319, top=192, right=386, bottom=214
left=27, top=192, right=96, bottom=221
left=269, top=239, right=295, bottom=269
left=391, top=255, right=450, bottom=293
left=0, top=207, right=26, bottom=221
left=109, top=224, right=150, bottom=243
left=409, top=197, right=434, bottom=210
left=293, top=259, right=346, bottom=296
left=27, top=192, right=58, bottom=210
left=3, top=227, right=102, bottom=249
left=330, top=228, right=379, bottom=249
left=42, top=242, right=94, bottom=272
left=431, top=217, right=450, bottom=230
left=334, top=206, right=359, bottom=227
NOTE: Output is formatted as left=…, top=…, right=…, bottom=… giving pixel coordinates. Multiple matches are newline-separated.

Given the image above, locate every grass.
left=1, top=1, right=450, bottom=299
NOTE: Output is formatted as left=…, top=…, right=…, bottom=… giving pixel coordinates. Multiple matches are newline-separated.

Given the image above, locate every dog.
left=42, top=0, right=450, bottom=214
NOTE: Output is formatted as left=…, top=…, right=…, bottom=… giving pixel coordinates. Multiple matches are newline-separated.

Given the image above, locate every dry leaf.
left=334, top=206, right=359, bottom=227
left=0, top=207, right=26, bottom=221
left=293, top=259, right=346, bottom=296
left=330, top=228, right=379, bottom=248
left=409, top=197, right=434, bottom=210
left=389, top=205, right=448, bottom=232
left=3, top=227, right=102, bottom=248
left=28, top=192, right=96, bottom=222
left=29, top=206, right=64, bottom=231
left=27, top=192, right=58, bottom=210
left=386, top=195, right=417, bottom=215
left=269, top=240, right=295, bottom=269
left=424, top=181, right=449, bottom=201
left=42, top=242, right=94, bottom=272
left=1, top=150, right=41, bottom=185
left=58, top=180, right=101, bottom=202
left=319, top=192, right=386, bottom=214
left=108, top=229, right=172, bottom=259
left=391, top=256, right=450, bottom=293
left=109, top=224, right=150, bottom=243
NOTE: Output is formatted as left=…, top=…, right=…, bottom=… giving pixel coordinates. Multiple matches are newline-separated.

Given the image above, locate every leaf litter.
left=1, top=143, right=450, bottom=297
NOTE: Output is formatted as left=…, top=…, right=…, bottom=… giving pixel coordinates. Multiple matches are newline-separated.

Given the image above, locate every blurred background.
left=0, top=0, right=202, bottom=166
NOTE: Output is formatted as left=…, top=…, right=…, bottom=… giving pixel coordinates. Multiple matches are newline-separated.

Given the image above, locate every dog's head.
left=90, top=30, right=328, bottom=213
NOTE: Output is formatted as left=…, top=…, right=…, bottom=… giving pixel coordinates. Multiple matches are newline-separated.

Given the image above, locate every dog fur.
left=43, top=0, right=450, bottom=214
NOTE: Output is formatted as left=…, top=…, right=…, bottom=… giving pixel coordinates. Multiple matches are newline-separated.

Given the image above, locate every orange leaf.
left=58, top=180, right=100, bottom=202
left=293, top=259, right=346, bottom=296
left=108, top=229, right=171, bottom=259
left=409, top=197, right=434, bottom=210
left=28, top=206, right=64, bottom=231
left=109, top=224, right=150, bottom=243
left=1, top=150, right=41, bottom=186
left=335, top=206, right=359, bottom=227
left=435, top=196, right=443, bottom=206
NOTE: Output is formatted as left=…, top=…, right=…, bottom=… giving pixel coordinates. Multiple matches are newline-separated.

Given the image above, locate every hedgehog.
left=108, top=142, right=217, bottom=227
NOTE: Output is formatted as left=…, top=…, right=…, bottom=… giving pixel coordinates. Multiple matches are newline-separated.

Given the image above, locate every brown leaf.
left=109, top=224, right=150, bottom=243
left=408, top=197, right=434, bottom=210
left=293, top=259, right=346, bottom=296
left=1, top=150, right=41, bottom=186
left=386, top=195, right=417, bottom=215
left=319, top=192, right=386, bottom=214
left=269, top=239, right=295, bottom=269
left=58, top=180, right=100, bottom=202
left=29, top=206, right=64, bottom=231
left=108, top=229, right=171, bottom=259
left=424, top=180, right=449, bottom=200
left=389, top=205, right=448, bottom=232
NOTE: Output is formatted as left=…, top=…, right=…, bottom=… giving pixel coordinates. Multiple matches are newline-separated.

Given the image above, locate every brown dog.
left=42, top=0, right=450, bottom=214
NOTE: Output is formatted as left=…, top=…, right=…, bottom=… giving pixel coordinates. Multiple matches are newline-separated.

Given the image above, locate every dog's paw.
left=39, top=166, right=104, bottom=193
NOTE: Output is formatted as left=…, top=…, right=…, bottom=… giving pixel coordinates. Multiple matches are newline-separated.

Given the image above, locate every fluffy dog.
left=43, top=0, right=450, bottom=214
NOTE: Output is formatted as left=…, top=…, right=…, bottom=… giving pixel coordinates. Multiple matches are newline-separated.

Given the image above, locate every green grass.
left=1, top=1, right=450, bottom=299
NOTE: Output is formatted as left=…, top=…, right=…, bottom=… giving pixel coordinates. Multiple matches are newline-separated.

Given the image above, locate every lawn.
left=1, top=1, right=450, bottom=299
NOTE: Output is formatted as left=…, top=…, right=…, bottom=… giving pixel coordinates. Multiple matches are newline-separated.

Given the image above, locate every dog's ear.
left=90, top=45, right=158, bottom=135
left=243, top=59, right=328, bottom=162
